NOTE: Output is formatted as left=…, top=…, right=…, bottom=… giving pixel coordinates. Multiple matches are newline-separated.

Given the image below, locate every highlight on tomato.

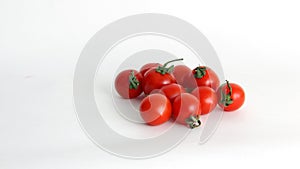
left=139, top=93, right=172, bottom=126
left=191, top=86, right=218, bottom=115
left=139, top=63, right=162, bottom=76
left=160, top=84, right=185, bottom=102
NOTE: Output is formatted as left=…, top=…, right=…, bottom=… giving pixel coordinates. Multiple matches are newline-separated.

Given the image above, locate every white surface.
left=1, top=0, right=300, bottom=168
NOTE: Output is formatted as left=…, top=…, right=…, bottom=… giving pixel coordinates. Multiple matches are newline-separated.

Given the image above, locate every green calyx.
left=185, top=115, right=201, bottom=129
left=193, top=66, right=207, bottom=78
left=156, top=58, right=184, bottom=75
left=220, top=80, right=234, bottom=106
left=129, top=71, right=140, bottom=89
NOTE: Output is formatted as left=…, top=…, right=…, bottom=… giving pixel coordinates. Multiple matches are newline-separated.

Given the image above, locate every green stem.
left=185, top=115, right=201, bottom=129
left=221, top=80, right=233, bottom=106
left=194, top=66, right=207, bottom=78
left=129, top=71, right=140, bottom=89
left=156, top=58, right=183, bottom=75
left=162, top=58, right=183, bottom=67
left=226, top=80, right=232, bottom=96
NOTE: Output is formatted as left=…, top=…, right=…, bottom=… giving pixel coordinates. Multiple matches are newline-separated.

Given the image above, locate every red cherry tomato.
left=140, top=63, right=162, bottom=76
left=172, top=93, right=201, bottom=128
left=173, top=65, right=191, bottom=86
left=191, top=86, right=218, bottom=115
left=114, top=70, right=143, bottom=99
left=142, top=58, right=183, bottom=95
left=217, top=80, right=245, bottom=111
left=184, top=66, right=220, bottom=90
left=148, top=88, right=162, bottom=95
left=139, top=94, right=172, bottom=125
left=160, top=84, right=185, bottom=102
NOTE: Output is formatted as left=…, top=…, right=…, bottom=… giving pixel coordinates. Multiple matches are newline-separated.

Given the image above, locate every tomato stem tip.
left=185, top=115, right=201, bottom=129
left=194, top=66, right=207, bottom=78
left=156, top=58, right=183, bottom=75
left=220, top=80, right=234, bottom=107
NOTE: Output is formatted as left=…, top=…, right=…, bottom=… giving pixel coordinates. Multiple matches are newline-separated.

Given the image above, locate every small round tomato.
left=139, top=63, right=162, bottom=76
left=114, top=70, right=143, bottom=99
left=160, top=84, right=185, bottom=102
left=184, top=66, right=220, bottom=90
left=217, top=80, right=245, bottom=111
left=140, top=94, right=172, bottom=125
left=172, top=93, right=201, bottom=128
left=191, top=87, right=218, bottom=115
left=173, top=65, right=191, bottom=86
left=142, top=58, right=183, bottom=95
left=148, top=88, right=162, bottom=95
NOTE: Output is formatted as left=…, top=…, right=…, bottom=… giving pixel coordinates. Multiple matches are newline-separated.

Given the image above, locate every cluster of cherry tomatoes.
left=115, top=58, right=245, bottom=129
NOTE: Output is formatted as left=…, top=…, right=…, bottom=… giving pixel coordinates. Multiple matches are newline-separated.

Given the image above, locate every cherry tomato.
left=140, top=63, right=162, bottom=76
left=142, top=58, right=183, bottom=95
left=191, top=86, right=218, bottom=115
left=172, top=93, right=201, bottom=128
left=148, top=88, right=162, bottom=95
left=173, top=65, right=191, bottom=86
left=114, top=70, right=143, bottom=99
left=184, top=66, right=220, bottom=90
left=217, top=80, right=245, bottom=111
left=160, top=84, right=185, bottom=102
left=139, top=94, right=172, bottom=125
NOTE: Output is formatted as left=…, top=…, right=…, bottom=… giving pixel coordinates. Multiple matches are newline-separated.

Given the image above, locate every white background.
left=1, top=0, right=300, bottom=168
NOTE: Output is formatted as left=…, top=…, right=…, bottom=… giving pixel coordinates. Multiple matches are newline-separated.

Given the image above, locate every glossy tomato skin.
left=173, top=65, right=191, bottom=86
left=160, top=84, right=185, bottom=102
left=217, top=82, right=245, bottom=111
left=148, top=88, right=162, bottom=95
left=114, top=70, right=143, bottom=99
left=172, top=93, right=201, bottom=125
left=140, top=63, right=162, bottom=76
left=140, top=94, right=172, bottom=125
left=142, top=68, right=176, bottom=95
left=191, top=87, right=218, bottom=115
left=184, top=66, right=220, bottom=90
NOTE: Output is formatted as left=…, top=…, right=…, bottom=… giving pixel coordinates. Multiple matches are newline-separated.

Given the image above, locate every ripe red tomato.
left=184, top=66, right=220, bottom=90
left=142, top=58, right=183, bottom=95
left=114, top=70, right=143, bottom=99
left=139, top=63, right=162, bottom=76
left=173, top=65, right=191, bottom=86
left=217, top=80, right=245, bottom=111
left=139, top=94, right=172, bottom=125
left=148, top=88, right=162, bottom=95
left=160, top=84, right=185, bottom=102
left=172, top=93, right=201, bottom=128
left=191, top=87, right=218, bottom=115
